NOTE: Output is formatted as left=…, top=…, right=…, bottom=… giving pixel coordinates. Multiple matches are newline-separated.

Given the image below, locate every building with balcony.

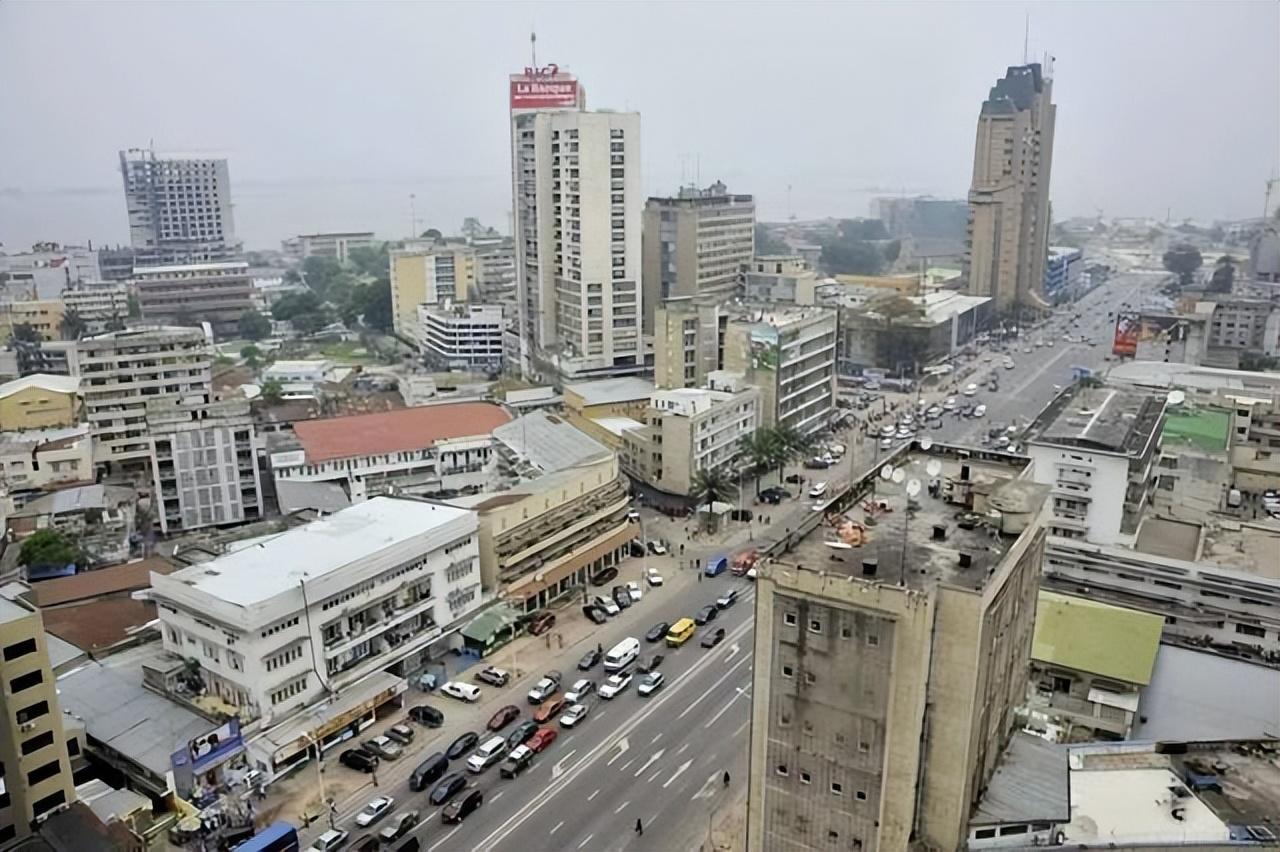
left=1025, top=384, right=1166, bottom=545
left=268, top=401, right=512, bottom=502
left=0, top=374, right=80, bottom=431
left=653, top=297, right=727, bottom=389
left=419, top=303, right=505, bottom=370
left=73, top=326, right=213, bottom=470
left=390, top=244, right=478, bottom=342
left=147, top=497, right=482, bottom=725
left=281, top=232, right=376, bottom=263
left=747, top=445, right=1049, bottom=851
left=619, top=381, right=760, bottom=498
left=1026, top=590, right=1163, bottom=742
left=146, top=398, right=263, bottom=535
left=0, top=595, right=78, bottom=844
left=60, top=281, right=130, bottom=335
left=131, top=261, right=255, bottom=339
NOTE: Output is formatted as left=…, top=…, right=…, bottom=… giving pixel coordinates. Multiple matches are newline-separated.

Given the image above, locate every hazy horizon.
left=2, top=1, right=1276, bottom=252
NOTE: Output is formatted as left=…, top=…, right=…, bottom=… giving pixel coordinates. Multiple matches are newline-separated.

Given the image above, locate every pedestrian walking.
left=635, top=817, right=644, bottom=836
left=723, top=770, right=731, bottom=787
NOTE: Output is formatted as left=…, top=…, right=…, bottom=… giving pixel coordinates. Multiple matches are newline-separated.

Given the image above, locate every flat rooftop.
left=1033, top=591, right=1164, bottom=686
left=1134, top=645, right=1280, bottom=742
left=1162, top=405, right=1231, bottom=455
left=492, top=411, right=611, bottom=474
left=0, top=596, right=33, bottom=625
left=1030, top=384, right=1164, bottom=456
left=1200, top=521, right=1280, bottom=580
left=1063, top=740, right=1280, bottom=846
left=565, top=377, right=655, bottom=406
left=1108, top=359, right=1280, bottom=395
left=159, top=497, right=472, bottom=608
left=293, top=400, right=511, bottom=463
left=971, top=731, right=1069, bottom=826
left=785, top=448, right=1045, bottom=593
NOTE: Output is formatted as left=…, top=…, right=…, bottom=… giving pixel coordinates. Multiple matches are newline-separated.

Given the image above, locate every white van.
left=963, top=383, right=978, bottom=397
left=603, top=637, right=640, bottom=672
left=808, top=482, right=828, bottom=500
left=466, top=736, right=508, bottom=773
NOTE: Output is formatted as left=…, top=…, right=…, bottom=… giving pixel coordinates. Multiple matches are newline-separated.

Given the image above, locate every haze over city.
left=2, top=1, right=1277, bottom=249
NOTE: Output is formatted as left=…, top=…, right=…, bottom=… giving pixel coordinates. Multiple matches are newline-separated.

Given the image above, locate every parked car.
left=475, top=666, right=510, bottom=687
left=560, top=703, right=589, bottom=728
left=441, top=682, right=481, bottom=703
left=487, top=705, right=521, bottom=731
left=408, top=753, right=449, bottom=791
left=340, top=749, right=378, bottom=773
left=527, top=671, right=562, bottom=703
left=701, top=627, right=726, bottom=649
left=505, top=720, right=539, bottom=751
left=784, top=473, right=805, bottom=484
left=645, top=622, right=670, bottom=643
left=592, top=595, right=621, bottom=617
left=354, top=796, right=394, bottom=827
left=637, top=654, right=664, bottom=675
left=466, top=737, right=509, bottom=773
left=527, top=611, right=556, bottom=636
left=500, top=745, right=535, bottom=779
left=582, top=605, right=608, bottom=625
left=446, top=731, right=480, bottom=761
left=590, top=566, right=619, bottom=586
left=803, top=457, right=831, bottom=470
left=646, top=540, right=668, bottom=555
left=645, top=567, right=664, bottom=587
left=527, top=726, right=558, bottom=753
left=533, top=697, right=567, bottom=724
left=716, top=589, right=739, bottom=609
left=599, top=672, right=633, bottom=699
left=565, top=679, right=594, bottom=703
left=625, top=581, right=643, bottom=602
left=386, top=724, right=415, bottom=745
left=577, top=648, right=602, bottom=670
left=306, top=829, right=349, bottom=852
left=694, top=605, right=718, bottom=625
left=441, top=789, right=483, bottom=825
left=407, top=705, right=444, bottom=728
left=363, top=736, right=401, bottom=760
left=612, top=585, right=632, bottom=610
left=429, top=772, right=468, bottom=806
left=637, top=672, right=665, bottom=696
left=378, top=811, right=418, bottom=844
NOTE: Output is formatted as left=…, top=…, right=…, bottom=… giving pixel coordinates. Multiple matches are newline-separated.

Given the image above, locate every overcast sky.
left=1, top=1, right=1277, bottom=251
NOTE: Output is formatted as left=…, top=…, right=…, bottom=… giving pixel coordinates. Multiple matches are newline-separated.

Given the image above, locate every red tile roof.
left=293, top=402, right=512, bottom=464
left=42, top=599, right=157, bottom=653
left=31, top=556, right=178, bottom=607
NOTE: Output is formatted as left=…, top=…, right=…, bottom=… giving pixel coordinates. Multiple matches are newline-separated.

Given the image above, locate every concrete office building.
left=390, top=244, right=478, bottom=341
left=146, top=398, right=263, bottom=535
left=1025, top=384, right=1166, bottom=546
left=742, top=255, right=819, bottom=306
left=74, top=327, right=213, bottom=469
left=281, top=232, right=376, bottom=263
left=147, top=497, right=482, bottom=722
left=471, top=235, right=518, bottom=307
left=641, top=182, right=755, bottom=331
left=119, top=148, right=238, bottom=265
left=420, top=303, right=505, bottom=370
left=620, top=382, right=760, bottom=498
left=60, top=281, right=130, bottom=335
left=0, top=244, right=100, bottom=301
left=0, top=299, right=66, bottom=343
left=747, top=446, right=1049, bottom=851
left=653, top=297, right=727, bottom=389
left=964, top=63, right=1056, bottom=315
left=131, top=261, right=255, bottom=339
left=1044, top=245, right=1084, bottom=301
left=509, top=66, right=643, bottom=380
left=0, top=596, right=77, bottom=843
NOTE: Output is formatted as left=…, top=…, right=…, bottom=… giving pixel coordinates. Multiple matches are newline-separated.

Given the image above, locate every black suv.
left=590, top=566, right=619, bottom=586
left=339, top=749, right=378, bottom=773
left=429, top=772, right=468, bottom=806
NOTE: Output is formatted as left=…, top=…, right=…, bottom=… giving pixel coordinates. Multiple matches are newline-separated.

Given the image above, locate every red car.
left=528, top=611, right=556, bottom=636
left=526, top=727, right=558, bottom=753
left=532, top=697, right=566, bottom=724
left=487, top=704, right=521, bottom=731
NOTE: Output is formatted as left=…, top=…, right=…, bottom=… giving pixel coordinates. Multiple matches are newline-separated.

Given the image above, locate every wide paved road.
left=316, top=575, right=755, bottom=852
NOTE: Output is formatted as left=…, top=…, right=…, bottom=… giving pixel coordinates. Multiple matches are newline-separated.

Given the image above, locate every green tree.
left=770, top=424, right=815, bottom=481
left=347, top=243, right=390, bottom=279
left=240, top=344, right=263, bottom=370
left=271, top=290, right=324, bottom=321
left=18, top=529, right=84, bottom=569
left=1209, top=256, right=1237, bottom=293
left=259, top=378, right=284, bottom=405
left=127, top=293, right=141, bottom=318
left=1162, top=243, right=1203, bottom=288
left=690, top=467, right=739, bottom=533
left=301, top=255, right=345, bottom=299
left=363, top=278, right=394, bottom=332
left=739, top=430, right=779, bottom=496
left=291, top=310, right=331, bottom=335
left=283, top=269, right=303, bottom=285
left=59, top=308, right=87, bottom=340
left=9, top=323, right=40, bottom=345
left=104, top=313, right=127, bottom=332
left=755, top=224, right=789, bottom=255
left=237, top=309, right=272, bottom=341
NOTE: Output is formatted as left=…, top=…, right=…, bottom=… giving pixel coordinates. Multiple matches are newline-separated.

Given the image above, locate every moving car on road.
left=306, top=829, right=348, bottom=852
left=500, top=745, right=535, bottom=779
left=527, top=671, right=562, bottom=703
left=487, top=705, right=520, bottom=731
left=666, top=618, right=696, bottom=647
left=646, top=540, right=668, bottom=555
left=447, top=731, right=480, bottom=760
left=645, top=621, right=670, bottom=643
left=429, top=773, right=468, bottom=806
left=645, top=567, right=664, bottom=587
left=442, top=789, right=483, bottom=825
left=505, top=720, right=538, bottom=751
left=440, top=682, right=481, bottom=703
left=637, top=672, right=665, bottom=696
left=565, top=678, right=595, bottom=702
left=378, top=812, right=418, bottom=844
left=716, top=589, right=738, bottom=609
left=694, top=604, right=718, bottom=625
left=466, top=737, right=508, bottom=773
left=701, top=627, right=726, bottom=649
left=409, top=753, right=449, bottom=791
left=533, top=697, right=567, bottom=724
left=354, top=796, right=394, bottom=827
left=527, top=727, right=558, bottom=753
left=599, top=672, right=633, bottom=699
left=578, top=648, right=602, bottom=670
left=604, top=637, right=640, bottom=672
left=559, top=703, right=589, bottom=728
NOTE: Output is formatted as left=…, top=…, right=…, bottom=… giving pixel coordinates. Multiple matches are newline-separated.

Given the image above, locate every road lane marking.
left=662, top=759, right=693, bottom=788
left=422, top=812, right=436, bottom=823
left=428, top=826, right=459, bottom=851
left=650, top=732, right=662, bottom=744
left=492, top=790, right=505, bottom=802
left=648, top=769, right=662, bottom=783
left=551, top=749, right=578, bottom=780
left=470, top=617, right=756, bottom=849
left=614, top=800, right=630, bottom=814
left=678, top=742, right=690, bottom=755
left=619, top=758, right=635, bottom=772
left=588, top=788, right=600, bottom=801
left=577, top=834, right=594, bottom=849
left=692, top=772, right=721, bottom=800
left=606, top=736, right=630, bottom=766
left=704, top=682, right=751, bottom=727
left=550, top=821, right=564, bottom=835
left=677, top=654, right=752, bottom=719
left=733, top=720, right=749, bottom=738
left=633, top=748, right=665, bottom=777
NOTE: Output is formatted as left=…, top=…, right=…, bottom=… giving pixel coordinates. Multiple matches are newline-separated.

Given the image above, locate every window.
left=21, top=731, right=54, bottom=756
left=831, top=782, right=843, bottom=796
left=66, top=738, right=81, bottom=757
left=808, top=619, right=822, bottom=634
left=855, top=790, right=867, bottom=801
left=841, top=626, right=852, bottom=639
left=10, top=669, right=44, bottom=694
left=799, top=770, right=811, bottom=785
left=778, top=711, right=791, bottom=727
left=775, top=764, right=788, bottom=777
left=28, top=759, right=62, bottom=786
left=805, top=671, right=816, bottom=684
left=784, top=612, right=797, bottom=626
left=1236, top=623, right=1265, bottom=638
left=999, top=825, right=1029, bottom=836
left=31, top=789, right=66, bottom=819
left=858, top=741, right=870, bottom=753
left=974, top=828, right=997, bottom=839
left=867, top=634, right=879, bottom=647
left=17, top=700, right=49, bottom=725
left=781, top=664, right=794, bottom=679
left=3, top=638, right=37, bottom=662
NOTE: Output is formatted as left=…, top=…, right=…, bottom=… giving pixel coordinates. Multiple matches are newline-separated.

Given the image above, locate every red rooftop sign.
left=510, top=64, right=579, bottom=110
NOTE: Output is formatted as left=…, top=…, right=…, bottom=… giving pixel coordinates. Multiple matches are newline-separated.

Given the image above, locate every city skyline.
left=2, top=2, right=1277, bottom=250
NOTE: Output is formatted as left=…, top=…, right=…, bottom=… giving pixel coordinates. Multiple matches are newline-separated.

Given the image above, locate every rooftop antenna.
left=530, top=29, right=537, bottom=67
left=1022, top=13, right=1029, bottom=65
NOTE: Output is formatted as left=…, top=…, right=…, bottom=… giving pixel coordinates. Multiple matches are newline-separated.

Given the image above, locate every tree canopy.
left=19, top=529, right=83, bottom=568
left=1209, top=255, right=1237, bottom=293
left=9, top=323, right=40, bottom=344
left=1162, top=243, right=1203, bottom=287
left=819, top=219, right=897, bottom=276
left=259, top=377, right=284, bottom=405
left=59, top=308, right=86, bottom=340
left=755, top=224, right=790, bottom=255
left=237, top=309, right=272, bottom=341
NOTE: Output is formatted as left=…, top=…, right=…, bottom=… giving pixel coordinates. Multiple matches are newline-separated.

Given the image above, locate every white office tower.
left=509, top=65, right=643, bottom=381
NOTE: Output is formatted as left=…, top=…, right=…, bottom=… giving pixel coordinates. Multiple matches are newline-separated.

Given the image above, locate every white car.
left=972, top=404, right=987, bottom=418
left=1003, top=360, right=1015, bottom=370
left=599, top=672, right=633, bottom=699
left=440, top=681, right=481, bottom=703
left=942, top=397, right=958, bottom=410
left=645, top=567, right=664, bottom=587
left=879, top=425, right=896, bottom=438
left=625, top=581, right=643, bottom=602
left=307, top=829, right=349, bottom=852
left=355, top=796, right=394, bottom=827
left=895, top=429, right=912, bottom=440
left=565, top=679, right=595, bottom=703
left=647, top=540, right=668, bottom=555
left=962, top=383, right=978, bottom=397
left=637, top=672, right=665, bottom=696
left=559, top=703, right=589, bottom=728
left=592, top=594, right=621, bottom=617
left=879, top=437, right=893, bottom=450
left=626, top=509, right=641, bottom=521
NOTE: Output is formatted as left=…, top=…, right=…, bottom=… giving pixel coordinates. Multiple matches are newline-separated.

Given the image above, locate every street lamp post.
left=303, top=731, right=331, bottom=828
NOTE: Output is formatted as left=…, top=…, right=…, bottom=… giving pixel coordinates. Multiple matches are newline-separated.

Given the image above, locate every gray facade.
left=119, top=148, right=239, bottom=265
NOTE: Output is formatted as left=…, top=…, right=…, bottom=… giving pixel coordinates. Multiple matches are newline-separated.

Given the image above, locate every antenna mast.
left=1022, top=13, right=1029, bottom=64
left=530, top=30, right=537, bottom=67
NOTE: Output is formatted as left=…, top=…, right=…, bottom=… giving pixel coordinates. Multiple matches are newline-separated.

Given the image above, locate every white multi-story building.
left=60, top=281, right=130, bottom=333
left=471, top=235, right=517, bottom=307
left=420, top=303, right=505, bottom=369
left=269, top=401, right=512, bottom=502
left=119, top=148, right=239, bottom=265
left=390, top=244, right=478, bottom=341
left=147, top=497, right=483, bottom=722
left=510, top=66, right=643, bottom=380
left=281, top=232, right=376, bottom=263
left=1025, top=384, right=1166, bottom=545
left=74, top=326, right=213, bottom=469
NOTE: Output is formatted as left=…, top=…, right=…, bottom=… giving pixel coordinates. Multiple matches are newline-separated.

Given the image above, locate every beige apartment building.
left=390, top=244, right=478, bottom=342
left=742, top=255, right=819, bottom=306
left=653, top=297, right=727, bottom=389
left=620, top=383, right=759, bottom=497
left=965, top=63, right=1056, bottom=315
left=641, top=182, right=754, bottom=332
left=747, top=447, right=1049, bottom=851
left=0, top=597, right=77, bottom=843
left=0, top=300, right=66, bottom=343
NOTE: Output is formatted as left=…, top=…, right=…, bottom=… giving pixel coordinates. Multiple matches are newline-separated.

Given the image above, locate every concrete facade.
left=420, top=303, right=505, bottom=370
left=0, top=299, right=66, bottom=343
left=653, top=298, right=728, bottom=389
left=281, top=232, right=376, bottom=263
left=131, top=261, right=255, bottom=339
left=119, top=148, right=238, bottom=265
left=60, top=282, right=130, bottom=335
left=723, top=307, right=838, bottom=434
left=0, top=375, right=79, bottom=431
left=743, top=255, right=819, bottom=306
left=390, top=244, right=478, bottom=341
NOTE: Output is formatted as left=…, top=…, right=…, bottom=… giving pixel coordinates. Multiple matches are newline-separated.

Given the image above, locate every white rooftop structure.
left=0, top=373, right=80, bottom=400
left=912, top=290, right=991, bottom=324
left=649, top=387, right=734, bottom=417
left=565, top=376, right=654, bottom=406
left=1064, top=764, right=1228, bottom=844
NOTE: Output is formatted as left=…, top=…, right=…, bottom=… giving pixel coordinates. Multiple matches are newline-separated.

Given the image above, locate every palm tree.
left=771, top=424, right=815, bottom=481
left=690, top=467, right=739, bottom=533
left=59, top=308, right=87, bottom=340
left=738, top=430, right=778, bottom=496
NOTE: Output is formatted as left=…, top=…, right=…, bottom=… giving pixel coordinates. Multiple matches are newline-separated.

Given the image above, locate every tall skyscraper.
left=509, top=64, right=643, bottom=380
left=641, top=181, right=755, bottom=333
left=963, top=63, right=1056, bottom=316
left=119, top=147, right=239, bottom=265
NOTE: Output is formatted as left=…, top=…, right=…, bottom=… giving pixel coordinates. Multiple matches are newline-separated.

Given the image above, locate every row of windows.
left=781, top=610, right=878, bottom=644
left=270, top=675, right=308, bottom=706
left=265, top=645, right=303, bottom=672
left=3, top=638, right=37, bottom=662
left=445, top=559, right=474, bottom=583
left=261, top=616, right=300, bottom=638
left=774, top=763, right=868, bottom=801
left=443, top=536, right=474, bottom=555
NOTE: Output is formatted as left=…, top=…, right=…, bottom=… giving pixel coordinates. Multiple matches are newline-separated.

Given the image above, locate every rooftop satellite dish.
left=891, top=468, right=906, bottom=484
left=1166, top=389, right=1186, bottom=406
left=906, top=478, right=922, bottom=497
left=880, top=464, right=894, bottom=481
left=926, top=459, right=943, bottom=477
left=920, top=436, right=934, bottom=451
